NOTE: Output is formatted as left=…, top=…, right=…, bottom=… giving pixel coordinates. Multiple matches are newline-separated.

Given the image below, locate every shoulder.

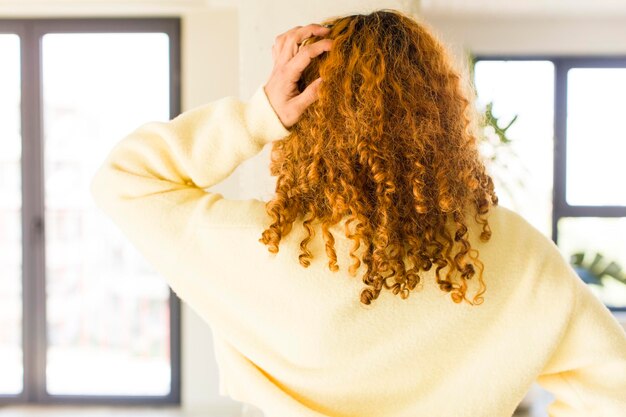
left=465, top=204, right=572, bottom=284
left=475, top=204, right=578, bottom=296
left=467, top=204, right=554, bottom=254
left=485, top=204, right=539, bottom=236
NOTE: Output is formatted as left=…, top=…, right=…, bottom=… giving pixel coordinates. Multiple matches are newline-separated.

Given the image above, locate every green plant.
left=570, top=251, right=626, bottom=287
left=483, top=102, right=517, bottom=146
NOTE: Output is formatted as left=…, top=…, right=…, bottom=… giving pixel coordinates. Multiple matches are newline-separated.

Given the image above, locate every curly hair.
left=258, top=9, right=498, bottom=307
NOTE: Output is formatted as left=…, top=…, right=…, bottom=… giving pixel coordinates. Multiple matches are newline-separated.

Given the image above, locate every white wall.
left=419, top=13, right=626, bottom=59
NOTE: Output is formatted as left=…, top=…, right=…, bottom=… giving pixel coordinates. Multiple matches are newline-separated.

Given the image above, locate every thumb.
left=291, top=77, right=323, bottom=114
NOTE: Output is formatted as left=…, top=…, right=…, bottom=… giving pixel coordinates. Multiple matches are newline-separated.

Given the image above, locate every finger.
left=285, top=39, right=333, bottom=80
left=277, top=24, right=331, bottom=66
left=289, top=77, right=324, bottom=115
left=273, top=25, right=300, bottom=63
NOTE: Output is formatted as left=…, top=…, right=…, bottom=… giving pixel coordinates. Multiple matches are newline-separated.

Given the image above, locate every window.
left=0, top=18, right=181, bottom=405
left=0, top=32, right=22, bottom=397
left=473, top=56, right=626, bottom=312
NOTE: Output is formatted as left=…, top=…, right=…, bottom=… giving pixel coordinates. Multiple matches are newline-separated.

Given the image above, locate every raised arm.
left=90, top=83, right=291, bottom=224
left=90, top=23, right=334, bottom=340
left=89, top=84, right=293, bottom=327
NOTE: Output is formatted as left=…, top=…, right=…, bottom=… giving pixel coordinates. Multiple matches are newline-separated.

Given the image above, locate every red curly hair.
left=258, top=9, right=498, bottom=306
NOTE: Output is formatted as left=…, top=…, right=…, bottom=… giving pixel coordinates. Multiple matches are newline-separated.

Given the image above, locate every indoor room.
left=1, top=1, right=625, bottom=416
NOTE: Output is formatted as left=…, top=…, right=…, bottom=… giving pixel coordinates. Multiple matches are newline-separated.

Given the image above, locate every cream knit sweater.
left=90, top=84, right=626, bottom=417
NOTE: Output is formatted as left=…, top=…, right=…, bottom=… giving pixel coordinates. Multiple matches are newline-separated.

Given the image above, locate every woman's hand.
left=264, top=23, right=333, bottom=129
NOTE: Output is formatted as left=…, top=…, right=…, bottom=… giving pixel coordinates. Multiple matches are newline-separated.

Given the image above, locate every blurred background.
left=0, top=0, right=625, bottom=416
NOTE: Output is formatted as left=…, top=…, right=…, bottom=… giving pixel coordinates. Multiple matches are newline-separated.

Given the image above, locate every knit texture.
left=90, top=85, right=626, bottom=417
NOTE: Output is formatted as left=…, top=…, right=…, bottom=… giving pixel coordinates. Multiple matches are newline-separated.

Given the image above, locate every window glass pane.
left=0, top=33, right=23, bottom=395
left=566, top=68, right=626, bottom=206
left=473, top=60, right=555, bottom=237
left=558, top=217, right=626, bottom=309
left=42, top=32, right=172, bottom=396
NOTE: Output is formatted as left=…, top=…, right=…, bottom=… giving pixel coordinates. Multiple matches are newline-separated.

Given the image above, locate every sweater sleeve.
left=89, top=84, right=291, bottom=333
left=535, top=242, right=626, bottom=416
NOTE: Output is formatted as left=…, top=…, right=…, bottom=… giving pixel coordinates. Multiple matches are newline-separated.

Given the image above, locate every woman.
left=90, top=9, right=626, bottom=417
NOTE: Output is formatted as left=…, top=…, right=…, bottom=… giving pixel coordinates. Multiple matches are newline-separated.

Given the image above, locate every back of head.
left=259, top=9, right=499, bottom=307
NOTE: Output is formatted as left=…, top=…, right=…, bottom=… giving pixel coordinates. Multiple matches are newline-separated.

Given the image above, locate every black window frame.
left=473, top=54, right=626, bottom=313
left=0, top=17, right=182, bottom=405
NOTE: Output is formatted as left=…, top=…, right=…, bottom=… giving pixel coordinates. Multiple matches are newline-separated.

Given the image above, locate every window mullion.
left=552, top=58, right=568, bottom=245
left=20, top=21, right=48, bottom=403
